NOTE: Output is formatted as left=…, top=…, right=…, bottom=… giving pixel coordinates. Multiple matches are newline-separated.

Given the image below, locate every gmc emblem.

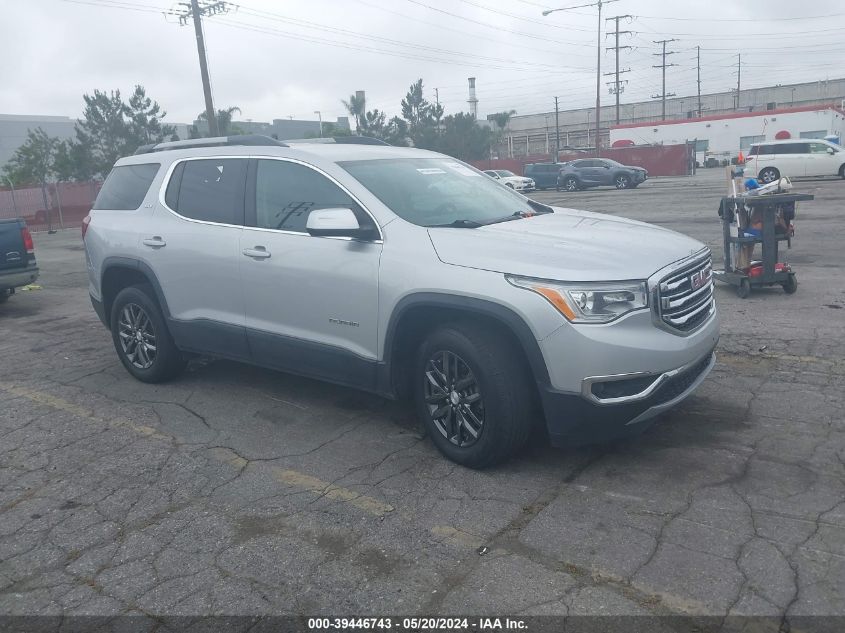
left=690, top=268, right=712, bottom=291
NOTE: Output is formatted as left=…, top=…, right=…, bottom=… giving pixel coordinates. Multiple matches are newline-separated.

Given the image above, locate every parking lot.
left=1, top=168, right=843, bottom=625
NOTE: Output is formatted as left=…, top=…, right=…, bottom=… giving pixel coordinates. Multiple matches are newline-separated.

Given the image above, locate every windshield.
left=495, top=170, right=516, bottom=177
left=340, top=158, right=546, bottom=227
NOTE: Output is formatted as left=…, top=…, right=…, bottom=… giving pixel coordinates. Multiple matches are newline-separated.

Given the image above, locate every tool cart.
left=713, top=191, right=813, bottom=298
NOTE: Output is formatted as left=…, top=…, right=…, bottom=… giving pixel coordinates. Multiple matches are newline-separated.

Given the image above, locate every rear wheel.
left=839, top=164, right=845, bottom=179
left=737, top=278, right=751, bottom=299
left=110, top=284, right=185, bottom=383
left=414, top=322, right=533, bottom=468
left=759, top=167, right=780, bottom=184
left=615, top=174, right=631, bottom=189
left=782, top=273, right=798, bottom=294
left=0, top=289, right=10, bottom=304
left=563, top=176, right=579, bottom=192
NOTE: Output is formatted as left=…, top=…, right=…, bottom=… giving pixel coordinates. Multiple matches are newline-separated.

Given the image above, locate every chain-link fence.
left=0, top=181, right=101, bottom=232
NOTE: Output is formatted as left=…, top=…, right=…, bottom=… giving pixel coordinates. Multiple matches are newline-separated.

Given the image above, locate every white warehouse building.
left=609, top=105, right=844, bottom=165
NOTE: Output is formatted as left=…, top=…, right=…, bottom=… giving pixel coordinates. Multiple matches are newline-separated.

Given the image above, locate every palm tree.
left=196, top=106, right=242, bottom=136
left=342, top=93, right=367, bottom=134
left=490, top=109, right=516, bottom=132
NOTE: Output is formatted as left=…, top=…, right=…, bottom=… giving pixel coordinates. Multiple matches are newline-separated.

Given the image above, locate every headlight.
left=507, top=276, right=648, bottom=323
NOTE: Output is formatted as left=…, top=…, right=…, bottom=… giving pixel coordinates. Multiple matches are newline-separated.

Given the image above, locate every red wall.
left=471, top=144, right=693, bottom=177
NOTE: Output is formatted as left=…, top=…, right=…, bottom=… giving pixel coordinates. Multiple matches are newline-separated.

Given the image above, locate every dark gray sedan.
left=557, top=158, right=647, bottom=191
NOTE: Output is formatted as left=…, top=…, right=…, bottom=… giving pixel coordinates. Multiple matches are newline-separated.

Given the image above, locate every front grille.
left=656, top=253, right=715, bottom=332
left=652, top=353, right=713, bottom=406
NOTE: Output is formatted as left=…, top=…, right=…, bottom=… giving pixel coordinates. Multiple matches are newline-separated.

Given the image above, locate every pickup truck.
left=0, top=218, right=39, bottom=303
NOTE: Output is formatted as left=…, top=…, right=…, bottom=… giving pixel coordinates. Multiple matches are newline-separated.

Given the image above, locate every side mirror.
left=827, top=147, right=835, bottom=155
left=306, top=207, right=373, bottom=239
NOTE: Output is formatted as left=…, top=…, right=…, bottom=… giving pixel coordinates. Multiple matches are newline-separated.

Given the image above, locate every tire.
left=782, top=273, right=798, bottom=294
left=413, top=322, right=533, bottom=468
left=110, top=284, right=185, bottom=383
left=506, top=182, right=515, bottom=189
left=0, top=289, right=9, bottom=304
left=737, top=278, right=751, bottom=299
left=839, top=164, right=845, bottom=179
left=614, top=174, right=631, bottom=189
left=759, top=167, right=780, bottom=184
left=562, top=176, right=579, bottom=192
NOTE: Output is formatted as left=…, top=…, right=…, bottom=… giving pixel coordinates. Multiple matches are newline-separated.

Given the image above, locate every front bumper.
left=541, top=349, right=716, bottom=446
left=0, top=266, right=39, bottom=290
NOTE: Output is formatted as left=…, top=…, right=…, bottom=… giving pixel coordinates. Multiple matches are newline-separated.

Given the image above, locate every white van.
left=745, top=139, right=845, bottom=183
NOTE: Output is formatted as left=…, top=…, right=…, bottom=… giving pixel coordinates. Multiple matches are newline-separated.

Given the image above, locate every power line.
left=651, top=38, right=678, bottom=120
left=604, top=14, right=632, bottom=124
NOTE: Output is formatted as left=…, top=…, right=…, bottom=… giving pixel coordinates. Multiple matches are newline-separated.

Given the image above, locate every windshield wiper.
left=485, top=211, right=537, bottom=225
left=428, top=219, right=484, bottom=228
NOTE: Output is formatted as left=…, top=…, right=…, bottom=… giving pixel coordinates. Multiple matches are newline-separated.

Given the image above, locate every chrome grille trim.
left=654, top=251, right=715, bottom=333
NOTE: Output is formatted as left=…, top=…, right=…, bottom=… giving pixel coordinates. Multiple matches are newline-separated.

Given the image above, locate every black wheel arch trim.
left=379, top=292, right=551, bottom=396
left=100, top=256, right=173, bottom=324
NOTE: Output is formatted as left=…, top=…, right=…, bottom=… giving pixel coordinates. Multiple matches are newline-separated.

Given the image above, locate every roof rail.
left=134, top=134, right=288, bottom=155
left=283, top=136, right=390, bottom=146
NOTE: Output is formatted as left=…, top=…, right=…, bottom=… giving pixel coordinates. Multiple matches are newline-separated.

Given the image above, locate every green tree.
left=342, top=93, right=367, bottom=134
left=2, top=128, right=60, bottom=225
left=191, top=106, right=242, bottom=138
left=401, top=79, right=439, bottom=148
left=434, top=113, right=494, bottom=162
left=490, top=110, right=517, bottom=132
left=127, top=85, right=176, bottom=144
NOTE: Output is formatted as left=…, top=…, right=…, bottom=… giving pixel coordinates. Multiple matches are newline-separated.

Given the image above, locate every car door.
left=778, top=142, right=809, bottom=178
left=149, top=156, right=250, bottom=359
left=239, top=157, right=382, bottom=386
left=594, top=159, right=615, bottom=185
left=806, top=142, right=839, bottom=177
left=576, top=160, right=601, bottom=185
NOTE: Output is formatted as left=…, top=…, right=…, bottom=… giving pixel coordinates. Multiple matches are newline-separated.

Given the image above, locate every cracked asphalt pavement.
left=0, top=169, right=843, bottom=624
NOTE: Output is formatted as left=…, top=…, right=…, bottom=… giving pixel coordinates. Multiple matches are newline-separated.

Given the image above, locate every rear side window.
left=253, top=159, right=359, bottom=232
left=93, top=163, right=160, bottom=210
left=167, top=158, right=247, bottom=225
left=780, top=143, right=810, bottom=155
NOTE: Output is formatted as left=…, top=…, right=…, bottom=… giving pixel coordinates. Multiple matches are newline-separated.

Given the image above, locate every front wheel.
left=759, top=167, right=780, bottom=184
left=414, top=322, right=533, bottom=468
left=615, top=174, right=631, bottom=189
left=110, top=285, right=185, bottom=383
left=506, top=182, right=514, bottom=189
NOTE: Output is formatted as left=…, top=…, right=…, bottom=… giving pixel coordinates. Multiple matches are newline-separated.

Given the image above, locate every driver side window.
left=253, top=159, right=362, bottom=232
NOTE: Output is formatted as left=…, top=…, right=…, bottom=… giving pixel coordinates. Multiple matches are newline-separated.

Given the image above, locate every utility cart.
left=713, top=192, right=813, bottom=298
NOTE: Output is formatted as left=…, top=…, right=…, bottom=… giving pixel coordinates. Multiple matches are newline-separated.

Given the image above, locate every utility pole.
left=696, top=45, right=702, bottom=117
left=651, top=39, right=678, bottom=121
left=604, top=15, right=632, bottom=125
left=554, top=96, right=560, bottom=161
left=175, top=1, right=230, bottom=137
left=735, top=54, right=742, bottom=111
left=435, top=88, right=439, bottom=106
left=314, top=111, right=323, bottom=137
left=543, top=0, right=619, bottom=154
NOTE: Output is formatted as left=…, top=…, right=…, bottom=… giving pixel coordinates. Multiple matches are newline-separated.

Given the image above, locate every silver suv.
left=84, top=135, right=719, bottom=468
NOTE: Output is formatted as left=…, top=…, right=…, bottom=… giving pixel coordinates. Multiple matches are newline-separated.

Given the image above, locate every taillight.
left=21, top=227, right=34, bottom=253
left=82, top=214, right=91, bottom=240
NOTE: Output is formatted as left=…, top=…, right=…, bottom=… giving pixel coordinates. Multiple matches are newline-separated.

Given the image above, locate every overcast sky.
left=3, top=0, right=844, bottom=125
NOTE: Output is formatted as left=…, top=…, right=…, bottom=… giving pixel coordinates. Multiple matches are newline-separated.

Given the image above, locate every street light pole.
left=543, top=0, right=618, bottom=155
left=314, top=110, right=323, bottom=137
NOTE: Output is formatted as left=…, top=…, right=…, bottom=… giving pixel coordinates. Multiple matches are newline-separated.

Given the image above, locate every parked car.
left=482, top=169, right=535, bottom=192
left=85, top=135, right=718, bottom=468
left=744, top=139, right=845, bottom=183
left=557, top=159, right=648, bottom=191
left=523, top=162, right=561, bottom=190
left=0, top=218, right=39, bottom=303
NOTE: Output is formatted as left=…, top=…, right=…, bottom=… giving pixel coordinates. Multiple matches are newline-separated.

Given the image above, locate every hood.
left=427, top=208, right=706, bottom=281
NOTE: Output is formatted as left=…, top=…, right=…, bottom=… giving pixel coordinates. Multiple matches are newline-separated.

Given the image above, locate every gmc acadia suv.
left=84, top=135, right=719, bottom=468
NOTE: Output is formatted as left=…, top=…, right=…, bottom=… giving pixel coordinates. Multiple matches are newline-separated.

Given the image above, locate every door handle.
left=242, top=246, right=271, bottom=259
left=142, top=236, right=166, bottom=248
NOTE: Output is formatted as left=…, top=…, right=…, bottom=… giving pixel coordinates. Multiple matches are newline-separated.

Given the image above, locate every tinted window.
left=756, top=145, right=776, bottom=155
left=572, top=160, right=591, bottom=169
left=254, top=160, right=358, bottom=232
left=93, top=163, right=160, bottom=210
left=779, top=143, right=810, bottom=155
left=172, top=158, right=247, bottom=225
left=809, top=143, right=831, bottom=154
